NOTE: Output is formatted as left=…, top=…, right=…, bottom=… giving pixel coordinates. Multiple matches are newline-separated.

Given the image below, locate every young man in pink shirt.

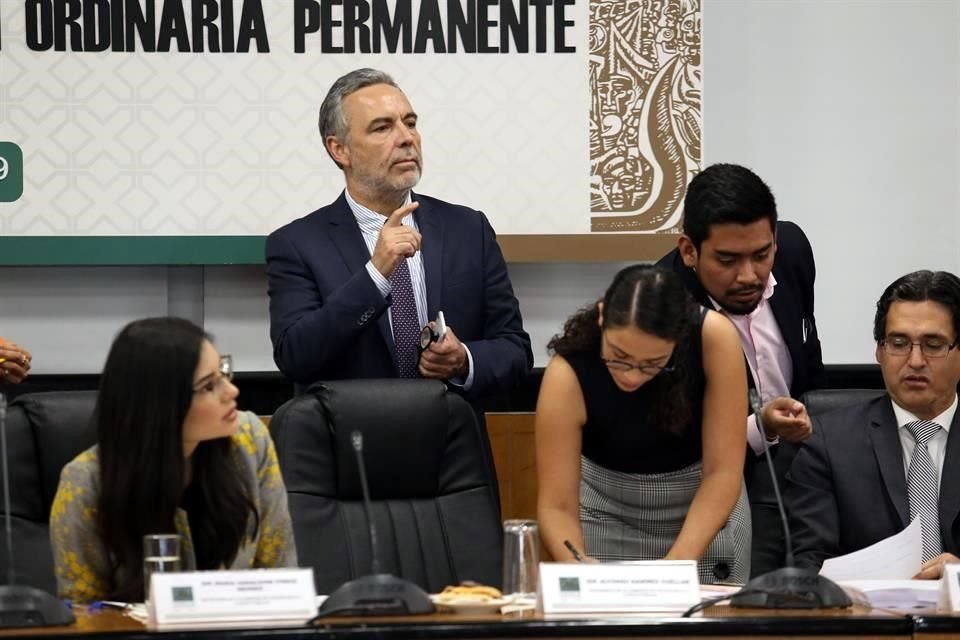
left=657, top=163, right=823, bottom=578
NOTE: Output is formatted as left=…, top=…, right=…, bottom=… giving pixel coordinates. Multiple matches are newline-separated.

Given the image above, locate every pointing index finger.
left=384, top=201, right=420, bottom=227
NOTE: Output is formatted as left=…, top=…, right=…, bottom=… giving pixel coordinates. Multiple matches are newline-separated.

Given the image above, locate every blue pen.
left=88, top=600, right=129, bottom=612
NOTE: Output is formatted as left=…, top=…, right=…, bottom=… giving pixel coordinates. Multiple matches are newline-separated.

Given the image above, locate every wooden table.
left=911, top=610, right=960, bottom=640
left=0, top=604, right=914, bottom=640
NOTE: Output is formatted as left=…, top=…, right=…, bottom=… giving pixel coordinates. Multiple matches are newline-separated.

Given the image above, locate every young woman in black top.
left=536, top=265, right=751, bottom=582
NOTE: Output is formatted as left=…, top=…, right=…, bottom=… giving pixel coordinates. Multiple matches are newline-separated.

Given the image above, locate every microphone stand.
left=0, top=394, right=75, bottom=627
left=314, top=431, right=434, bottom=617
left=730, top=390, right=851, bottom=609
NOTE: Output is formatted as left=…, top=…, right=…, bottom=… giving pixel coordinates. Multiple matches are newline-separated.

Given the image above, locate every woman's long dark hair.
left=95, top=317, right=257, bottom=601
left=548, top=265, right=698, bottom=433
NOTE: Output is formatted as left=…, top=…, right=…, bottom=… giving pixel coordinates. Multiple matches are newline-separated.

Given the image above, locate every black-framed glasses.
left=419, top=324, right=441, bottom=352
left=601, top=358, right=675, bottom=375
left=193, top=355, right=234, bottom=394
left=878, top=336, right=959, bottom=358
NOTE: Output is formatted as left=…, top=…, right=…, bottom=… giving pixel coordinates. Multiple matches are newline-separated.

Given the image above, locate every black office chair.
left=800, top=388, right=886, bottom=416
left=270, top=379, right=502, bottom=595
left=0, top=391, right=97, bottom=593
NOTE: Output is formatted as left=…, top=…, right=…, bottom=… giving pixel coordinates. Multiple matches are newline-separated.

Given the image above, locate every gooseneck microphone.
left=353, top=431, right=381, bottom=576
left=0, top=394, right=75, bottom=627
left=754, top=390, right=794, bottom=568
left=729, top=390, right=850, bottom=609
left=313, top=430, right=434, bottom=618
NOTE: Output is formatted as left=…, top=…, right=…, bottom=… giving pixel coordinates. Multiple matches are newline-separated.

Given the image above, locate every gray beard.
left=353, top=166, right=421, bottom=203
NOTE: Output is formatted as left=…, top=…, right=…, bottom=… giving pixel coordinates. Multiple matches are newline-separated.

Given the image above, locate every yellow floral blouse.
left=49, top=412, right=297, bottom=602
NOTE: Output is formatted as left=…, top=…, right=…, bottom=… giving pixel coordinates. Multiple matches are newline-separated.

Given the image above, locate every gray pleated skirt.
left=580, top=455, right=751, bottom=584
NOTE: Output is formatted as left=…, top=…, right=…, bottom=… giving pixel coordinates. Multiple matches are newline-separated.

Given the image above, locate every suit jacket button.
left=713, top=562, right=730, bottom=581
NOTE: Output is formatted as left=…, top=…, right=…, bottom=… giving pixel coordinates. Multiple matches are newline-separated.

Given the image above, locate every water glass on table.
left=143, top=533, right=182, bottom=601
left=502, top=519, right=540, bottom=601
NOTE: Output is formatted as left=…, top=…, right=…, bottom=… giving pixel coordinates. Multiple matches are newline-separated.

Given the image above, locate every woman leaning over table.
left=50, top=317, right=297, bottom=602
left=535, top=265, right=750, bottom=583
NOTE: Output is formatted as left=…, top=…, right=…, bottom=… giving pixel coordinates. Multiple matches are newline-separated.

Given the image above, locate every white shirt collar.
left=343, top=188, right=413, bottom=227
left=892, top=393, right=957, bottom=432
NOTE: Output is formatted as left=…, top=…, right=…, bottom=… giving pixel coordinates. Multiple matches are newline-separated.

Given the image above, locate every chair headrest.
left=800, top=388, right=886, bottom=417
left=314, top=379, right=450, bottom=500
left=10, top=391, right=97, bottom=511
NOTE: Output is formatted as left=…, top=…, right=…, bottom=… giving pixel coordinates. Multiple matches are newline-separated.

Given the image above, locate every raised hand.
left=371, top=202, right=421, bottom=278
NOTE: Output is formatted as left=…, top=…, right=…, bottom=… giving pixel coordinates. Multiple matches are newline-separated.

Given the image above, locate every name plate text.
left=539, top=560, right=699, bottom=614
left=149, top=568, right=317, bottom=628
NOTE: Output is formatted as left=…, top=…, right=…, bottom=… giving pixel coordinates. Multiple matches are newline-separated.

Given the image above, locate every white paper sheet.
left=820, top=518, right=922, bottom=581
left=838, top=579, right=940, bottom=610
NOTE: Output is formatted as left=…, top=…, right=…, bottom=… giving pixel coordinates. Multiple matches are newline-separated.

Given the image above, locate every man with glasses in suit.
left=786, top=270, right=960, bottom=579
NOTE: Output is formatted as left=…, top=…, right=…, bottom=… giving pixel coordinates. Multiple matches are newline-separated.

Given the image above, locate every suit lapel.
left=327, top=193, right=395, bottom=357
left=327, top=193, right=370, bottom=272
left=938, top=407, right=960, bottom=550
left=868, top=398, right=910, bottom=527
left=413, top=193, right=443, bottom=319
left=768, top=266, right=805, bottom=389
left=767, top=221, right=811, bottom=395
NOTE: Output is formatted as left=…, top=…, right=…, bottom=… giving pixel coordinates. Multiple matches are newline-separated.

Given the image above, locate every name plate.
left=539, top=560, right=700, bottom=614
left=939, top=564, right=960, bottom=611
left=148, top=568, right=317, bottom=628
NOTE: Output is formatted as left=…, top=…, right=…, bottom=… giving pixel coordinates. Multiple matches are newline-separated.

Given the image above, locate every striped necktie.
left=905, top=419, right=943, bottom=562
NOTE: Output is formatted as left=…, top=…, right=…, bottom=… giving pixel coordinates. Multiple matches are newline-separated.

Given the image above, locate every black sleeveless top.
left=567, top=309, right=707, bottom=474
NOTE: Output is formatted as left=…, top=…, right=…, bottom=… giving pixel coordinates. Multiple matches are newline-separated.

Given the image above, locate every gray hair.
left=318, top=68, right=398, bottom=167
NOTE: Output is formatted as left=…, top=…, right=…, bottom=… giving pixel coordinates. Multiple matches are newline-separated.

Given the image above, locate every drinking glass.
left=143, top=533, right=182, bottom=602
left=501, top=519, right=539, bottom=599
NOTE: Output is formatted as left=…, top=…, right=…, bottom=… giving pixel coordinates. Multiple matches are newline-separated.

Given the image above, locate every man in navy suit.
left=657, top=164, right=823, bottom=577
left=787, top=270, right=960, bottom=579
left=266, top=68, right=532, bottom=403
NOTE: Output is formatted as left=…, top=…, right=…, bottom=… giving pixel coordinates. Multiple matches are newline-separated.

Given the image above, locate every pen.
left=88, top=601, right=131, bottom=612
left=563, top=539, right=584, bottom=562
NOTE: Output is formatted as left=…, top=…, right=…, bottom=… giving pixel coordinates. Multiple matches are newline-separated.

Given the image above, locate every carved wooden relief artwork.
left=590, top=0, right=702, bottom=233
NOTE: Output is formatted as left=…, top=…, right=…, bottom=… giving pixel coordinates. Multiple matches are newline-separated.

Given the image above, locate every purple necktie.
left=389, top=258, right=420, bottom=378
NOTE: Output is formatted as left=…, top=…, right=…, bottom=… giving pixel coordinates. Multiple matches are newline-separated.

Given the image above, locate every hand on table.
left=913, top=553, right=960, bottom=580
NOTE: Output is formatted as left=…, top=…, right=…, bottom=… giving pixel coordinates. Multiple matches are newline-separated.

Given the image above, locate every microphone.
left=314, top=430, right=434, bottom=617
left=353, top=431, right=381, bottom=576
left=0, top=393, right=75, bottom=627
left=730, top=390, right=850, bottom=608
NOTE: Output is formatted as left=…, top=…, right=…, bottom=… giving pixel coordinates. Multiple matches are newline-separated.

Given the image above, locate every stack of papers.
left=838, top=579, right=940, bottom=610
left=815, top=520, right=940, bottom=610
left=820, top=519, right=922, bottom=581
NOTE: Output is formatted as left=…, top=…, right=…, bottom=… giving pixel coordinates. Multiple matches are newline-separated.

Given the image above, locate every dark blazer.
left=657, top=220, right=824, bottom=576
left=266, top=192, right=533, bottom=403
left=785, top=395, right=960, bottom=569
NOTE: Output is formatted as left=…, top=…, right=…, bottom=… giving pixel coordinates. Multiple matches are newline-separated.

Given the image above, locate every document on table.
left=837, top=579, right=940, bottom=610
left=820, top=518, right=922, bottom=581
